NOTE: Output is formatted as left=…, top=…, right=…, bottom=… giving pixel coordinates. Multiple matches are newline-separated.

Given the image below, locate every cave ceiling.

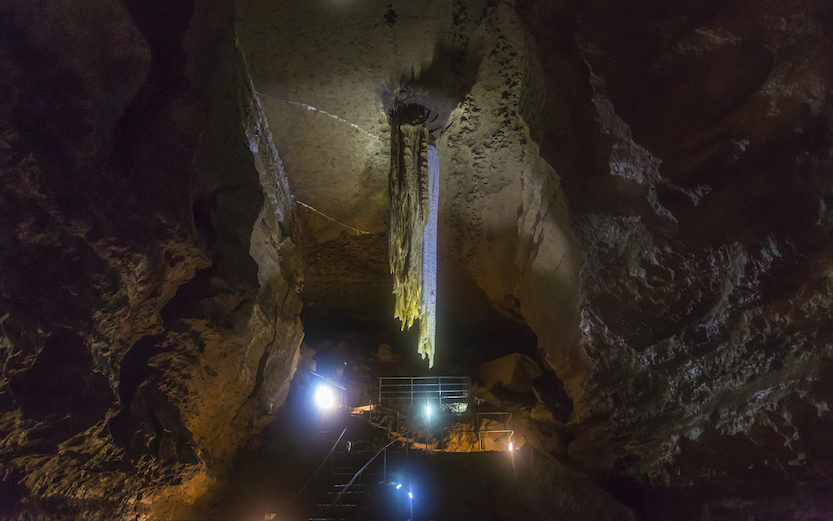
left=235, top=0, right=569, bottom=340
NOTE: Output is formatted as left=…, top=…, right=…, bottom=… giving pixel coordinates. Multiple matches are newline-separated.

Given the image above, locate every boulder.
left=480, top=353, right=542, bottom=394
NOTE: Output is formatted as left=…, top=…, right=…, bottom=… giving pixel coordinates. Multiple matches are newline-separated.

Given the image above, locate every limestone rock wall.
left=436, top=0, right=586, bottom=388
left=0, top=2, right=303, bottom=519
left=519, top=0, right=833, bottom=516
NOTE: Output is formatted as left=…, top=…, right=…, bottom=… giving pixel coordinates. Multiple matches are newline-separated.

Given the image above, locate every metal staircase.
left=295, top=373, right=478, bottom=520
left=304, top=450, right=388, bottom=521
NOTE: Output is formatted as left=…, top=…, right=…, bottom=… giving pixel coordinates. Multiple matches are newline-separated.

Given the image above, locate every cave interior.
left=1, top=0, right=833, bottom=520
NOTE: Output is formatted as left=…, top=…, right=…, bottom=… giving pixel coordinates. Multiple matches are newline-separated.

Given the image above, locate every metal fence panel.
left=378, top=376, right=470, bottom=408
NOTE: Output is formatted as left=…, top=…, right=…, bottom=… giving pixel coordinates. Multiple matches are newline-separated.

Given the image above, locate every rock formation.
left=0, top=2, right=303, bottom=519
left=389, top=104, right=439, bottom=367
left=1, top=0, right=832, bottom=519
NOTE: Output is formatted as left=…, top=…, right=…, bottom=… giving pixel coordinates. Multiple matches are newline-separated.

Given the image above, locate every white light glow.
left=509, top=442, right=514, bottom=451
left=418, top=145, right=440, bottom=368
left=408, top=492, right=414, bottom=499
left=425, top=404, right=432, bottom=417
left=315, top=386, right=335, bottom=409
left=396, top=483, right=402, bottom=490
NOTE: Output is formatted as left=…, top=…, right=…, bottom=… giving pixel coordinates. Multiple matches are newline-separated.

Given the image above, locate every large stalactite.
left=389, top=104, right=437, bottom=368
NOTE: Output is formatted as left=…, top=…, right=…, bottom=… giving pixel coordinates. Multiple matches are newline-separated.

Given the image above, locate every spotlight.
left=315, top=386, right=335, bottom=409
left=509, top=442, right=514, bottom=451
left=408, top=492, right=414, bottom=499
left=425, top=404, right=432, bottom=417
left=396, top=483, right=402, bottom=490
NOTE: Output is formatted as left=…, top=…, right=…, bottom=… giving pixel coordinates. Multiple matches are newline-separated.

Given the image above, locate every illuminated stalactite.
left=389, top=105, right=437, bottom=368
left=389, top=106, right=427, bottom=332
left=420, top=144, right=439, bottom=367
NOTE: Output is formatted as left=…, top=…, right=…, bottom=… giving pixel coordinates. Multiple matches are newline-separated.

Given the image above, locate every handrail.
left=378, top=376, right=471, bottom=407
left=331, top=419, right=426, bottom=506
left=311, top=371, right=409, bottom=422
left=295, top=427, right=347, bottom=499
left=477, top=412, right=514, bottom=451
left=309, top=371, right=348, bottom=391
left=378, top=376, right=473, bottom=380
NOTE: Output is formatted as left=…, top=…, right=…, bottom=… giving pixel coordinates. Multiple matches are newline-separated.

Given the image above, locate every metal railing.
left=378, top=376, right=470, bottom=409
left=477, top=412, right=514, bottom=451
left=440, top=426, right=477, bottom=452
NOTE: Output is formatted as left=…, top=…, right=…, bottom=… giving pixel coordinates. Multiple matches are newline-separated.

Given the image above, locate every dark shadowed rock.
left=0, top=1, right=303, bottom=519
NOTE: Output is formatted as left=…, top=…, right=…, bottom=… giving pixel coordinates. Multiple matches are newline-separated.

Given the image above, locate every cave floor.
left=184, top=374, right=634, bottom=521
